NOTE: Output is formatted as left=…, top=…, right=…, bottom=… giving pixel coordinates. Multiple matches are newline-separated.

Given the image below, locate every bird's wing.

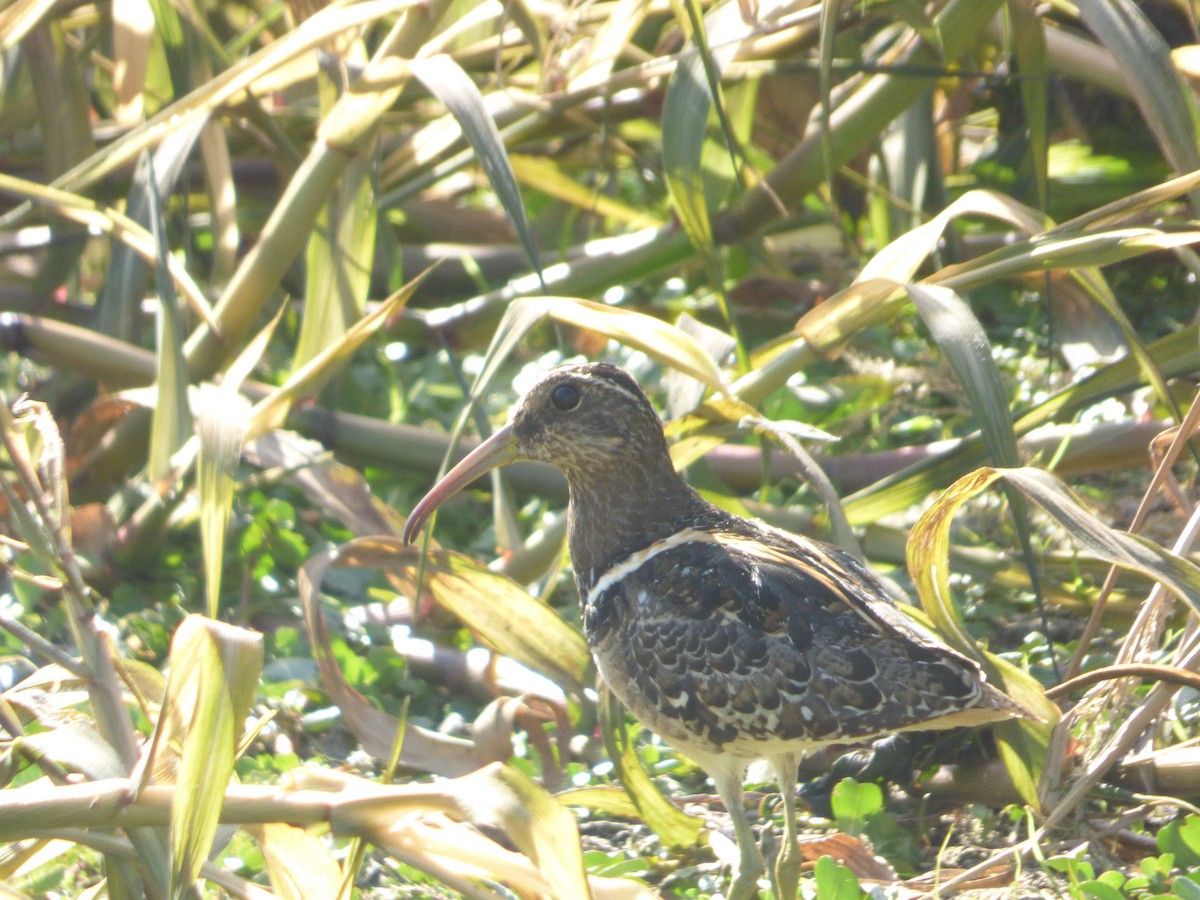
left=589, top=531, right=1019, bottom=751
left=708, top=529, right=1029, bottom=725
left=712, top=527, right=989, bottom=662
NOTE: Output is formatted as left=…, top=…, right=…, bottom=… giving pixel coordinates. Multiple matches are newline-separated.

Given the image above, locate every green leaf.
left=814, top=855, right=864, bottom=900
left=830, top=778, right=882, bottom=837
left=146, top=153, right=192, bottom=485
left=662, top=43, right=720, bottom=288
left=844, top=324, right=1200, bottom=525
left=1159, top=816, right=1200, bottom=869
left=1078, top=880, right=1127, bottom=900
left=1006, top=0, right=1049, bottom=210
left=817, top=0, right=840, bottom=204
left=23, top=21, right=93, bottom=292
left=907, top=284, right=1017, bottom=468
left=1174, top=875, right=1200, bottom=900
left=98, top=117, right=208, bottom=343
left=410, top=54, right=542, bottom=286
left=509, top=154, right=662, bottom=229
left=907, top=284, right=1046, bottom=665
left=1075, top=0, right=1200, bottom=180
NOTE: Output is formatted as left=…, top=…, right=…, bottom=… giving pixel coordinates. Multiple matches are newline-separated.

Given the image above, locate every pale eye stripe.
left=576, top=371, right=644, bottom=405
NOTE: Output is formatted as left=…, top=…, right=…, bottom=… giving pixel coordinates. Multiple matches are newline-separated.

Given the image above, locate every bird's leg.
left=712, top=764, right=762, bottom=900
left=770, top=753, right=802, bottom=900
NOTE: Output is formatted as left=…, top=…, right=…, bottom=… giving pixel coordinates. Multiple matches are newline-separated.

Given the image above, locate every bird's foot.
left=724, top=837, right=764, bottom=900
left=760, top=826, right=799, bottom=900
left=726, top=863, right=763, bottom=900
left=773, top=840, right=801, bottom=900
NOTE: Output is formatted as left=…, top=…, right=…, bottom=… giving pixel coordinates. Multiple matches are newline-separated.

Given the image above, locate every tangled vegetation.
left=3, top=0, right=1200, bottom=896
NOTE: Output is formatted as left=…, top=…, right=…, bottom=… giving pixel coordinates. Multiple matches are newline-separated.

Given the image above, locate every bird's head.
left=403, top=362, right=673, bottom=544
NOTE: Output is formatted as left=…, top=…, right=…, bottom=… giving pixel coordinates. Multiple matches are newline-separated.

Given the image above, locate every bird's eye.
left=551, top=383, right=581, bottom=411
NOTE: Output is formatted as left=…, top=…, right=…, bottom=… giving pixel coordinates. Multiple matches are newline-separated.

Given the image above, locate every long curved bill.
left=403, top=425, right=519, bottom=544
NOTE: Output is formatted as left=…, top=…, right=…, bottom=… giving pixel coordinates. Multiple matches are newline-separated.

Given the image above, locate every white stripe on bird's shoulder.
left=585, top=526, right=717, bottom=608
left=585, top=526, right=889, bottom=635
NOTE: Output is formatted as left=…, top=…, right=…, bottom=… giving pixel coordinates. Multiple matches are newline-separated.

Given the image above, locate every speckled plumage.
left=582, top=525, right=1001, bottom=757
left=405, top=361, right=1024, bottom=900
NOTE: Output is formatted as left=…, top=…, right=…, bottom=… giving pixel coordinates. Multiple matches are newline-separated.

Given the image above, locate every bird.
left=404, top=362, right=1025, bottom=899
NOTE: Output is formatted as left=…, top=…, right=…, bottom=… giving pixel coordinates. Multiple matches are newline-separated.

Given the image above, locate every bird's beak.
left=403, top=425, right=519, bottom=544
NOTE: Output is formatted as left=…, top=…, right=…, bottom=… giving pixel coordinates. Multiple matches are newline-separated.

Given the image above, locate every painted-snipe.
left=404, top=362, right=1024, bottom=899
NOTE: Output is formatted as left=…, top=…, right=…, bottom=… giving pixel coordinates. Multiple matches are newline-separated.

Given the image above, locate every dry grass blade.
left=142, top=615, right=262, bottom=895
left=111, top=0, right=154, bottom=125
left=456, top=765, right=595, bottom=900
left=0, top=767, right=650, bottom=897
left=247, top=270, right=431, bottom=440
left=909, top=462, right=1200, bottom=808
left=0, top=171, right=216, bottom=328
left=467, top=296, right=733, bottom=421
left=199, top=122, right=239, bottom=287
left=249, top=823, right=342, bottom=900
left=296, top=32, right=375, bottom=369
left=0, top=0, right=59, bottom=49
left=298, top=545, right=491, bottom=777
left=0, top=0, right=422, bottom=208
left=347, top=537, right=591, bottom=694
left=545, top=299, right=732, bottom=397
left=907, top=466, right=1063, bottom=808
left=599, top=689, right=703, bottom=850
left=858, top=190, right=1046, bottom=284
left=910, top=466, right=1200, bottom=653
left=938, top=227, right=1200, bottom=290
left=567, top=0, right=649, bottom=90
left=195, top=384, right=251, bottom=618
left=1050, top=167, right=1200, bottom=234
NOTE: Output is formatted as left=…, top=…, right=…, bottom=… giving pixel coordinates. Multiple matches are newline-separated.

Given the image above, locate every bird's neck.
left=565, top=462, right=719, bottom=593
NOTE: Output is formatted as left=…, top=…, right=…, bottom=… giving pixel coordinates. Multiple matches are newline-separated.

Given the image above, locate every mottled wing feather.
left=586, top=530, right=1010, bottom=756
